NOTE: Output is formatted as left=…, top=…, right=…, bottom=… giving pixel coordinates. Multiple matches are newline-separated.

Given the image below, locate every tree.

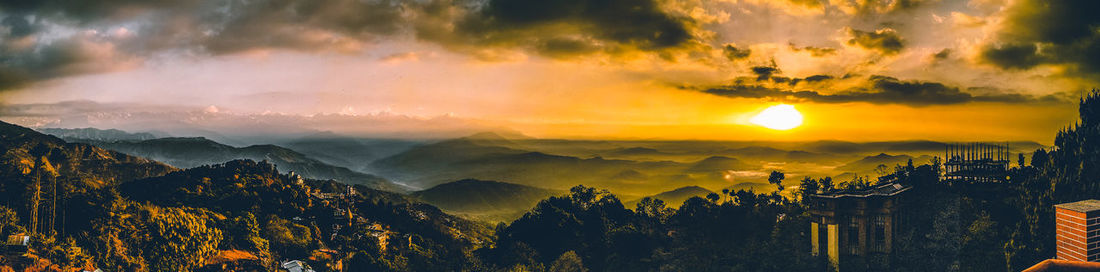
left=1018, top=153, right=1027, bottom=168
left=874, top=164, right=890, bottom=177
left=143, top=207, right=224, bottom=272
left=768, top=171, right=785, bottom=192
left=798, top=177, right=818, bottom=201
left=705, top=193, right=720, bottom=203
left=549, top=251, right=587, bottom=272
left=0, top=205, right=18, bottom=236
left=1030, top=149, right=1047, bottom=168
left=818, top=177, right=834, bottom=193
left=635, top=197, right=669, bottom=219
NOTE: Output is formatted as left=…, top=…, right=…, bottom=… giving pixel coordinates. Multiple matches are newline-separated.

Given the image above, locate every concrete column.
left=811, top=222, right=820, bottom=256
left=828, top=223, right=839, bottom=271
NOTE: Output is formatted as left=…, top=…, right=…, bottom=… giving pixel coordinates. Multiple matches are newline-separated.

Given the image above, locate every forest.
left=1, top=91, right=1100, bottom=271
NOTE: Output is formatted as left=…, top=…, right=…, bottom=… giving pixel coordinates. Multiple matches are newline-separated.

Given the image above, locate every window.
left=873, top=215, right=887, bottom=252
left=848, top=217, right=860, bottom=255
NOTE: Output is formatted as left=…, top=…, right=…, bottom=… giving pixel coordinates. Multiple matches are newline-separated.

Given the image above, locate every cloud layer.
left=695, top=69, right=1069, bottom=106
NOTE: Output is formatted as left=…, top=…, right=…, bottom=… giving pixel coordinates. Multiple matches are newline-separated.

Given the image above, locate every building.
left=280, top=260, right=316, bottom=272
left=1022, top=259, right=1100, bottom=272
left=943, top=142, right=1011, bottom=183
left=4, top=234, right=30, bottom=252
left=806, top=183, right=910, bottom=270
left=1055, top=200, right=1100, bottom=262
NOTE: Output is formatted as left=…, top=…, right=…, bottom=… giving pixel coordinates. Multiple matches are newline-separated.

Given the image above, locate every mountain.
left=0, top=121, right=176, bottom=190
left=607, top=147, right=666, bottom=156
left=835, top=153, right=933, bottom=173
left=411, top=179, right=559, bottom=217
left=686, top=156, right=752, bottom=172
left=279, top=134, right=421, bottom=172
left=115, top=159, right=491, bottom=271
left=371, top=136, right=748, bottom=195
left=626, top=186, right=715, bottom=208
left=38, top=127, right=159, bottom=142
left=74, top=137, right=407, bottom=192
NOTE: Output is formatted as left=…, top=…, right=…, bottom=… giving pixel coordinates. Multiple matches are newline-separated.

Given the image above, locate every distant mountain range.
left=411, top=179, right=559, bottom=222
left=368, top=136, right=743, bottom=195
left=278, top=133, right=421, bottom=173
left=836, top=153, right=934, bottom=173
left=56, top=134, right=407, bottom=192
left=38, top=127, right=161, bottom=142
left=625, top=186, right=715, bottom=208
left=1, top=121, right=176, bottom=190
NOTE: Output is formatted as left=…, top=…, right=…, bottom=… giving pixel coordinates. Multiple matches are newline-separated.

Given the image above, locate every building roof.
left=1022, top=259, right=1100, bottom=272
left=812, top=183, right=910, bottom=199
left=1055, top=200, right=1100, bottom=213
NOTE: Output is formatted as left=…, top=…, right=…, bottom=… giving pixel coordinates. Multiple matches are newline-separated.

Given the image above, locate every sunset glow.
left=750, top=104, right=804, bottom=130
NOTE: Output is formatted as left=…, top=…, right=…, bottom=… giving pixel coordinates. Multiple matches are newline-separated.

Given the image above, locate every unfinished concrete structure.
left=943, top=142, right=1011, bottom=183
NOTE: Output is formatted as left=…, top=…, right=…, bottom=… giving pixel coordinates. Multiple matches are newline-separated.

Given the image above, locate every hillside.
left=112, top=159, right=492, bottom=271
left=279, top=134, right=420, bottom=172
left=0, top=121, right=176, bottom=190
left=835, top=153, right=933, bottom=173
left=38, top=127, right=159, bottom=142
left=625, top=186, right=715, bottom=208
left=686, top=156, right=752, bottom=172
left=369, top=137, right=748, bottom=195
left=75, top=137, right=407, bottom=192
left=411, top=179, right=559, bottom=221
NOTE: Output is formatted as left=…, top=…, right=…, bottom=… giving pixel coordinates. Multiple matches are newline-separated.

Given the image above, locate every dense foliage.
left=6, top=91, right=1100, bottom=271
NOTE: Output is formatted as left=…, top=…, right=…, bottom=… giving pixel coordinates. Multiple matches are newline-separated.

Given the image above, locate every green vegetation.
left=412, top=179, right=560, bottom=222
left=5, top=91, right=1100, bottom=271
left=70, top=136, right=405, bottom=192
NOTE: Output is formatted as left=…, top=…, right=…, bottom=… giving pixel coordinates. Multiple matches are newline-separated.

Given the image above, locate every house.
left=806, top=182, right=910, bottom=271
left=1054, top=200, right=1100, bottom=262
left=281, top=260, right=316, bottom=272
left=5, top=234, right=30, bottom=252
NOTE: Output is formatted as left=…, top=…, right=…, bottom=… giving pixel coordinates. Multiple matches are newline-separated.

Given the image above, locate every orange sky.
left=0, top=0, right=1093, bottom=143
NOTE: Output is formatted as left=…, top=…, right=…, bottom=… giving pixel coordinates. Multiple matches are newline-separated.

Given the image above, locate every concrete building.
left=807, top=183, right=910, bottom=270
left=1054, top=200, right=1100, bottom=262
left=943, top=142, right=1011, bottom=183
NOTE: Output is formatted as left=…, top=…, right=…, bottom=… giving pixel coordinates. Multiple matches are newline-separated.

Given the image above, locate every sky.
left=0, top=0, right=1096, bottom=143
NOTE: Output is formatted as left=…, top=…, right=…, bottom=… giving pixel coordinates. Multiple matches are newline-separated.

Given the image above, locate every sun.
left=750, top=104, right=803, bottom=130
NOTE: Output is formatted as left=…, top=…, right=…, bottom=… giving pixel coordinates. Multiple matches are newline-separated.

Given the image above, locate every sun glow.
left=750, top=104, right=803, bottom=130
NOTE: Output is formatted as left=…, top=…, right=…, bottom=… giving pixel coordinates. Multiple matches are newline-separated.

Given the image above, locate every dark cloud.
left=845, top=27, right=905, bottom=55
left=979, top=1, right=1100, bottom=77
left=750, top=66, right=779, bottom=80
left=804, top=75, right=833, bottom=82
left=0, top=0, right=710, bottom=91
left=202, top=0, right=407, bottom=54
left=435, top=0, right=700, bottom=58
left=2, top=15, right=35, bottom=37
left=932, top=48, right=951, bottom=60
left=0, top=30, right=135, bottom=91
left=0, top=0, right=414, bottom=91
left=723, top=44, right=751, bottom=60
left=835, top=0, right=928, bottom=15
left=789, top=43, right=836, bottom=57
left=979, top=43, right=1044, bottom=70
left=695, top=74, right=1065, bottom=106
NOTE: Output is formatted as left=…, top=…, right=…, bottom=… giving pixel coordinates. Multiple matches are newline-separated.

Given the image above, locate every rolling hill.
left=38, top=127, right=159, bottom=142
left=625, top=186, right=715, bottom=208
left=70, top=136, right=408, bottom=192
left=0, top=121, right=176, bottom=189
left=411, top=179, right=559, bottom=221
left=835, top=153, right=933, bottom=173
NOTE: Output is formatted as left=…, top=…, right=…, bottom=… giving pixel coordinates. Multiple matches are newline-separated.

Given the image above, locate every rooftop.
left=1055, top=199, right=1100, bottom=213
left=1022, top=259, right=1100, bottom=272
left=812, top=183, right=910, bottom=199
